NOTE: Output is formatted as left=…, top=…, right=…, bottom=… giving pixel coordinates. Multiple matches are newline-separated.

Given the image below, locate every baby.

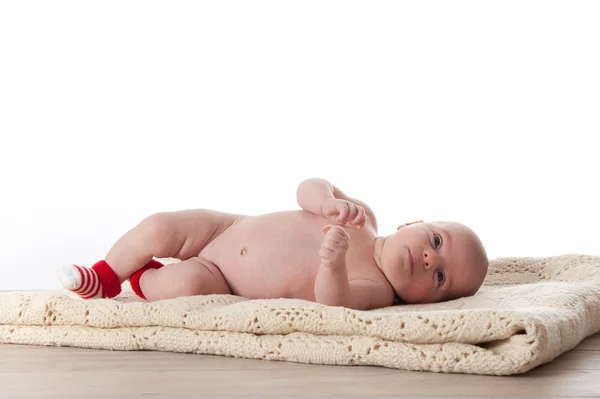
left=56, top=178, right=488, bottom=310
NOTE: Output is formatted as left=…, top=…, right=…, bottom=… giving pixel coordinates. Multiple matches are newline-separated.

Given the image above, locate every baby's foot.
left=56, top=264, right=104, bottom=299
left=319, top=225, right=351, bottom=269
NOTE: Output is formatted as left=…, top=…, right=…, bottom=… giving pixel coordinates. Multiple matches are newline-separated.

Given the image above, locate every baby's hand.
left=321, top=198, right=366, bottom=229
left=319, top=225, right=350, bottom=269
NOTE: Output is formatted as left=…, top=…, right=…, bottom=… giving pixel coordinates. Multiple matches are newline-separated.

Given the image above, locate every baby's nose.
left=422, top=249, right=438, bottom=271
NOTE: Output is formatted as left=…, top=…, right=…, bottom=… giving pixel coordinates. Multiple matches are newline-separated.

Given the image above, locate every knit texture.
left=1, top=254, right=600, bottom=375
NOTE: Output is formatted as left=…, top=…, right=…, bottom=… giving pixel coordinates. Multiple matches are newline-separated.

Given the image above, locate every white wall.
left=1, top=1, right=599, bottom=290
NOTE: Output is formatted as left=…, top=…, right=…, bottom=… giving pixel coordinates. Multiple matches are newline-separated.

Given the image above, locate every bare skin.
left=89, top=178, right=489, bottom=310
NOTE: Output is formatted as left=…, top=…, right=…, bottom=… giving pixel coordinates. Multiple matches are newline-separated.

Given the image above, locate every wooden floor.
left=1, top=333, right=599, bottom=398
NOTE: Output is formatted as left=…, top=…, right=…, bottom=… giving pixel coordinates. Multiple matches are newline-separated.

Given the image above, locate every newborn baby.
left=56, top=178, right=488, bottom=310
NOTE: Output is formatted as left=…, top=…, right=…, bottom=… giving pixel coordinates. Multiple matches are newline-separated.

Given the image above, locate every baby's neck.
left=372, top=235, right=388, bottom=275
left=372, top=235, right=402, bottom=301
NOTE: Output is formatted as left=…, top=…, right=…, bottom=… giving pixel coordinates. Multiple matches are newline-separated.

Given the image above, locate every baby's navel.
left=240, top=246, right=248, bottom=256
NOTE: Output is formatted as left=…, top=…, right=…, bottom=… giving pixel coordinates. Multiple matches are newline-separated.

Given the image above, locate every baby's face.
left=381, top=221, right=488, bottom=304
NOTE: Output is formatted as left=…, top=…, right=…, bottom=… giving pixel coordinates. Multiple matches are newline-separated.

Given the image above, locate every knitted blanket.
left=1, top=254, right=600, bottom=375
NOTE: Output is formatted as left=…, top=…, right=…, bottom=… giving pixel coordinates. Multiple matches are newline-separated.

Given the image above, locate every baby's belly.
left=199, top=211, right=327, bottom=300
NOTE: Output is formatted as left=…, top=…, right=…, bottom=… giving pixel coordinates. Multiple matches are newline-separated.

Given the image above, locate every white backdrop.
left=1, top=1, right=599, bottom=290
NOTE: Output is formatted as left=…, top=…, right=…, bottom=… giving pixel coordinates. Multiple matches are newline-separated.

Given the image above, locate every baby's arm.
left=314, top=225, right=392, bottom=310
left=296, top=178, right=377, bottom=231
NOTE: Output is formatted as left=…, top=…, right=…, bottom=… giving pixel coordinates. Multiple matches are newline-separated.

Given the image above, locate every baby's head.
left=379, top=221, right=488, bottom=304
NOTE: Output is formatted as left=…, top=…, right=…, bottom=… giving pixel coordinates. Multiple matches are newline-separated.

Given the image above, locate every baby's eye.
left=433, top=233, right=442, bottom=249
left=436, top=269, right=445, bottom=286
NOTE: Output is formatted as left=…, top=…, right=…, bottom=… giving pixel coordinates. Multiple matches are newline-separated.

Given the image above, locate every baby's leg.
left=57, top=209, right=237, bottom=299
left=136, top=257, right=231, bottom=301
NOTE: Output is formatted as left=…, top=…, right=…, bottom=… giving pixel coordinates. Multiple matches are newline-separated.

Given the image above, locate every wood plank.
left=534, top=350, right=600, bottom=371
left=0, top=344, right=305, bottom=372
left=1, top=332, right=599, bottom=398
left=2, top=368, right=600, bottom=398
left=574, top=333, right=600, bottom=351
left=1, top=343, right=600, bottom=398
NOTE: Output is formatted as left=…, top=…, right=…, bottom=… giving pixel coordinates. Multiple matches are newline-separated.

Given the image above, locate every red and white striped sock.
left=56, top=260, right=122, bottom=299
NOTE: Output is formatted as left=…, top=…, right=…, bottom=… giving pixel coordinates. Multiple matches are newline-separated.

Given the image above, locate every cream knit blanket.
left=1, top=254, right=600, bottom=375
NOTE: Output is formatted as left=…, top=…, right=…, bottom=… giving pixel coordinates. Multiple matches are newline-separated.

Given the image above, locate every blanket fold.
left=2, top=254, right=600, bottom=375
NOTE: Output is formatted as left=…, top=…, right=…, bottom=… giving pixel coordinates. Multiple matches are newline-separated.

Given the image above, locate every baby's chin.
left=395, top=295, right=434, bottom=305
left=392, top=285, right=435, bottom=305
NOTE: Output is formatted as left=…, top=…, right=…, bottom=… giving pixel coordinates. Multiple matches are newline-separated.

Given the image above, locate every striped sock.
left=56, top=260, right=122, bottom=299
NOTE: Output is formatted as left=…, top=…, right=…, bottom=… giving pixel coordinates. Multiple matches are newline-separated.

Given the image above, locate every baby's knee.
left=138, top=212, right=178, bottom=243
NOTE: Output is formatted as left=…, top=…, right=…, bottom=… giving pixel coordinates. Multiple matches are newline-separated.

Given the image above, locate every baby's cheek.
left=396, top=278, right=432, bottom=304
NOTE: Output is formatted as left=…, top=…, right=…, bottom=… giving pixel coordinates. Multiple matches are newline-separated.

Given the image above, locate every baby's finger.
left=319, top=247, right=336, bottom=260
left=321, top=240, right=337, bottom=251
left=351, top=207, right=364, bottom=226
left=346, top=214, right=363, bottom=229
left=324, top=225, right=349, bottom=238
left=359, top=213, right=367, bottom=227
left=322, top=238, right=348, bottom=251
left=330, top=227, right=350, bottom=239
left=346, top=205, right=358, bottom=224
left=336, top=202, right=350, bottom=223
left=352, top=216, right=365, bottom=229
left=324, top=233, right=345, bottom=246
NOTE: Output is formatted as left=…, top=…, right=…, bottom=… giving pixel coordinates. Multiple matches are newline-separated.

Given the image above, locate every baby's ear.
left=397, top=220, right=424, bottom=230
